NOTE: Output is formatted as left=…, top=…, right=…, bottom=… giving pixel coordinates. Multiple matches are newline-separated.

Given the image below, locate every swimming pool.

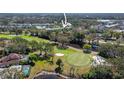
left=22, top=65, right=31, bottom=77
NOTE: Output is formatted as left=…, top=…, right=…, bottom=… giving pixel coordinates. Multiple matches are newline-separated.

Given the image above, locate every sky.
left=0, top=0, right=124, bottom=13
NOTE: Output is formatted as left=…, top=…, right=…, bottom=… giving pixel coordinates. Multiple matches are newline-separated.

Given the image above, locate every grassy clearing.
left=67, top=53, right=92, bottom=67
left=19, top=35, right=49, bottom=43
left=0, top=34, right=13, bottom=39
left=0, top=34, right=49, bottom=43
left=54, top=46, right=92, bottom=67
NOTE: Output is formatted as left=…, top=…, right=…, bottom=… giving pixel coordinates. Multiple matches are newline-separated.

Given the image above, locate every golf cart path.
left=68, top=46, right=82, bottom=52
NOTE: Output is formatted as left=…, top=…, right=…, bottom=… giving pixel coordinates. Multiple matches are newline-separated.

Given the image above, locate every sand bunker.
left=55, top=53, right=64, bottom=57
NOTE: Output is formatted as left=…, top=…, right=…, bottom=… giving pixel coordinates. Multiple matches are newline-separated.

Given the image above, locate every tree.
left=113, top=32, right=121, bottom=39
left=99, top=43, right=124, bottom=58
left=49, top=31, right=58, bottom=42
left=83, top=44, right=92, bottom=53
left=107, top=57, right=124, bottom=78
left=103, top=32, right=110, bottom=42
left=99, top=43, right=116, bottom=58
left=4, top=37, right=30, bottom=54
left=56, top=59, right=64, bottom=67
left=109, top=30, right=114, bottom=38
left=38, top=42, right=54, bottom=57
left=15, top=29, right=23, bottom=35
left=57, top=34, right=69, bottom=48
left=82, top=66, right=113, bottom=79
left=44, top=43, right=50, bottom=57
left=55, top=67, right=63, bottom=74
left=37, top=42, right=44, bottom=55
left=116, top=38, right=121, bottom=47
left=85, top=35, right=92, bottom=44
left=55, top=59, right=64, bottom=74
left=30, top=40, right=39, bottom=51
left=29, top=54, right=39, bottom=61
left=73, top=31, right=85, bottom=45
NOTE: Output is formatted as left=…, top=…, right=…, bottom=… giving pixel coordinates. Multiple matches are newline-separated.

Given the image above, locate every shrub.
left=55, top=67, right=63, bottom=74
left=19, top=60, right=28, bottom=65
left=29, top=54, right=39, bottom=61
left=56, top=59, right=64, bottom=67
left=83, top=44, right=92, bottom=53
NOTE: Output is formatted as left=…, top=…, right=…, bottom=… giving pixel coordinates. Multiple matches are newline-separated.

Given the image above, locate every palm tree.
left=113, top=32, right=121, bottom=39
left=116, top=38, right=121, bottom=47
left=37, top=42, right=43, bottom=55
left=37, top=42, right=51, bottom=56
left=103, top=32, right=110, bottom=42
left=42, top=43, right=54, bottom=58
left=30, top=40, right=39, bottom=51
left=49, top=32, right=56, bottom=41
left=109, top=30, right=114, bottom=38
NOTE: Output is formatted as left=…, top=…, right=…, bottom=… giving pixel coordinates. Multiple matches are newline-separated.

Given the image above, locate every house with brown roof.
left=0, top=53, right=22, bottom=67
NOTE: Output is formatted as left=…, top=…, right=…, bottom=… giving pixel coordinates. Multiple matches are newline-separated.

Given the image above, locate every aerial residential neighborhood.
left=0, top=13, right=124, bottom=79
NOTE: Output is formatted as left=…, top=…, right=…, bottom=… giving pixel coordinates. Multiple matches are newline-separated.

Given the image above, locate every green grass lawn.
left=0, top=34, right=49, bottom=43
left=67, top=53, right=92, bottom=67
left=54, top=46, right=92, bottom=67
left=19, top=35, right=49, bottom=43
left=0, top=34, right=13, bottom=39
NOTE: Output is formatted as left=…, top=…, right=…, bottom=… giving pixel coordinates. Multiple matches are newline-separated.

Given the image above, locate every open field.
left=0, top=34, right=12, bottom=39
left=0, top=34, right=49, bottom=43
left=54, top=46, right=92, bottom=67
left=67, top=53, right=92, bottom=67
